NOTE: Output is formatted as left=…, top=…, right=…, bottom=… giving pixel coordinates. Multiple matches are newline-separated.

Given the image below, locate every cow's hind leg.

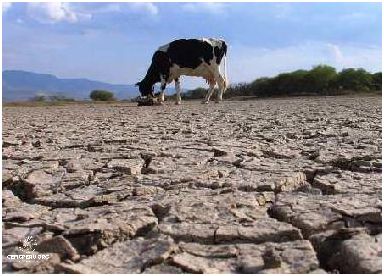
left=202, top=79, right=216, bottom=104
left=175, top=78, right=181, bottom=105
left=215, top=74, right=227, bottom=103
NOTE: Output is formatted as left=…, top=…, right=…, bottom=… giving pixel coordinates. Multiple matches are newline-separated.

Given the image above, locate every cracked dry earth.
left=2, top=96, right=382, bottom=274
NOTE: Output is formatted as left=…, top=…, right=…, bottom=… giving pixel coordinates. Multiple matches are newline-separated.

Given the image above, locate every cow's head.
left=135, top=80, right=154, bottom=97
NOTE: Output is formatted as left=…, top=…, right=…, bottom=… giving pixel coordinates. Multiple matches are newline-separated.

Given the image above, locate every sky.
left=2, top=2, right=382, bottom=89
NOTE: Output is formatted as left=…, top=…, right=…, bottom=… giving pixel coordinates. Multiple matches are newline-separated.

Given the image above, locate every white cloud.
left=2, top=2, right=12, bottom=13
left=327, top=44, right=381, bottom=70
left=182, top=2, right=226, bottom=14
left=127, top=3, right=158, bottom=15
left=326, top=43, right=344, bottom=64
left=73, top=3, right=121, bottom=15
left=64, top=3, right=158, bottom=16
left=27, top=2, right=91, bottom=24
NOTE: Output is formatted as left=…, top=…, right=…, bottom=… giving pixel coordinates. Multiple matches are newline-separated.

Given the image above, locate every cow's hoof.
left=201, top=101, right=209, bottom=104
left=215, top=100, right=222, bottom=104
left=158, top=101, right=165, bottom=105
left=175, top=101, right=181, bottom=105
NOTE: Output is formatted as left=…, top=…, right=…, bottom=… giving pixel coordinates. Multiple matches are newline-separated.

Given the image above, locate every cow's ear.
left=135, top=82, right=140, bottom=86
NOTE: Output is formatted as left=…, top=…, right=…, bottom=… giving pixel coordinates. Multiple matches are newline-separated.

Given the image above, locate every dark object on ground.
left=137, top=96, right=162, bottom=106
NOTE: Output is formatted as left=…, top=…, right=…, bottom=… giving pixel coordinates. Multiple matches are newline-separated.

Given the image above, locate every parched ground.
left=2, top=96, right=382, bottom=273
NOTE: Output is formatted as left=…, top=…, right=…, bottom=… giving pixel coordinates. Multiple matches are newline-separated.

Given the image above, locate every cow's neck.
left=143, top=64, right=160, bottom=86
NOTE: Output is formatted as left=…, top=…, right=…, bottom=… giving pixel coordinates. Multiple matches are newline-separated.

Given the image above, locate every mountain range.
left=2, top=70, right=139, bottom=102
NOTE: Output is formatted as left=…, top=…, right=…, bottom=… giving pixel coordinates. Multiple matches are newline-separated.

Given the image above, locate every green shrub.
left=90, top=90, right=115, bottom=101
left=370, top=72, right=382, bottom=91
left=30, top=94, right=46, bottom=102
left=48, top=95, right=75, bottom=102
left=335, top=68, right=372, bottom=92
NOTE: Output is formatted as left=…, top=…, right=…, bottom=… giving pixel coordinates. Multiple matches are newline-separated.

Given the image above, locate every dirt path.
left=2, top=96, right=382, bottom=273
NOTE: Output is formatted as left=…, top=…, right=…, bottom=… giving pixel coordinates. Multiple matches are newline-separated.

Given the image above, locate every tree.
left=273, top=73, right=303, bottom=95
left=250, top=77, right=273, bottom=97
left=285, top=70, right=308, bottom=94
left=305, top=65, right=337, bottom=93
left=335, top=68, right=372, bottom=92
left=370, top=72, right=382, bottom=91
left=90, top=90, right=115, bottom=101
left=226, top=82, right=252, bottom=97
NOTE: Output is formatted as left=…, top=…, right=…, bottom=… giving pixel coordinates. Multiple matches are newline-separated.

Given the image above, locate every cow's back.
left=158, top=39, right=214, bottom=69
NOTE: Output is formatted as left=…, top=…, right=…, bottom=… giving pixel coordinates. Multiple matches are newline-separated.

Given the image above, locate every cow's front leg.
left=175, top=78, right=181, bottom=105
left=159, top=77, right=166, bottom=104
left=215, top=74, right=227, bottom=103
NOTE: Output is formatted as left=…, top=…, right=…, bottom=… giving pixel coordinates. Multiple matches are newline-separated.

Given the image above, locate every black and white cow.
left=136, top=38, right=228, bottom=104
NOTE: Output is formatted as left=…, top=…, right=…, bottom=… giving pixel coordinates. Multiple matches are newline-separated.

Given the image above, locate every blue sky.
left=2, top=2, right=382, bottom=89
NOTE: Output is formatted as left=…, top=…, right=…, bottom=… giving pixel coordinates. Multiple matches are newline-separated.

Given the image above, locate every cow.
left=136, top=38, right=228, bottom=105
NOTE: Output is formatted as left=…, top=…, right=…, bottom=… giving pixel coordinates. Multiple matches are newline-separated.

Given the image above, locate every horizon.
left=3, top=2, right=382, bottom=90
left=3, top=63, right=382, bottom=88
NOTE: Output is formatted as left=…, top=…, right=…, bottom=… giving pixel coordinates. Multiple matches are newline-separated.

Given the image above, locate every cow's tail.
left=224, top=54, right=228, bottom=90
left=222, top=42, right=228, bottom=92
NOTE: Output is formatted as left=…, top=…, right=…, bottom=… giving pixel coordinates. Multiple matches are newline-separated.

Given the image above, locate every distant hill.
left=2, top=70, right=139, bottom=102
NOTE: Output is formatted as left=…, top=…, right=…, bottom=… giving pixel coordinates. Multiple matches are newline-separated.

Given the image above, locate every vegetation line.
left=178, top=65, right=382, bottom=100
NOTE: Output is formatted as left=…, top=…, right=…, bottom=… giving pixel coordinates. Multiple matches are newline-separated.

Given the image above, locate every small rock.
left=108, top=159, right=143, bottom=175
left=57, top=237, right=175, bottom=273
left=36, top=235, right=80, bottom=261
left=23, top=170, right=54, bottom=199
left=32, top=140, right=41, bottom=147
left=213, top=148, right=228, bottom=157
left=171, top=251, right=235, bottom=273
left=3, top=139, right=20, bottom=147
left=66, top=159, right=82, bottom=173
left=336, top=233, right=382, bottom=273
left=144, top=263, right=184, bottom=274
